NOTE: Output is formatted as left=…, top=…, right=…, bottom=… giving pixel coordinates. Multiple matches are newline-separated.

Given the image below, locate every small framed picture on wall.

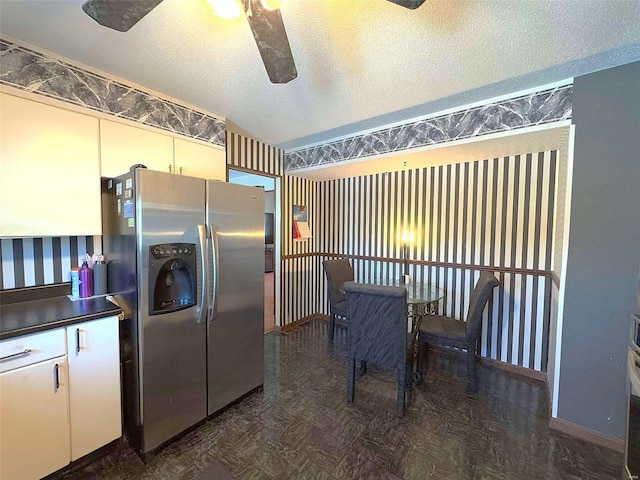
left=293, top=204, right=311, bottom=240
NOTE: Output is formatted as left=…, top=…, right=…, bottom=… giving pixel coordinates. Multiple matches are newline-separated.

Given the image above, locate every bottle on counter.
left=79, top=260, right=94, bottom=298
left=71, top=267, right=81, bottom=298
left=93, top=256, right=107, bottom=296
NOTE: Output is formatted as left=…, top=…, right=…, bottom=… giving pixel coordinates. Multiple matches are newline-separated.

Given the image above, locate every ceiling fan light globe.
left=206, top=0, right=243, bottom=19
left=260, top=0, right=283, bottom=10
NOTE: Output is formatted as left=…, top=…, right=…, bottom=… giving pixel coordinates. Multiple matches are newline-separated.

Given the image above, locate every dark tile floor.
left=60, top=319, right=625, bottom=480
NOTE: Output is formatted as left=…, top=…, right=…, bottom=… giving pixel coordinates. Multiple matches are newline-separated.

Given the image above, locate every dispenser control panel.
left=150, top=243, right=195, bottom=259
left=148, top=242, right=197, bottom=316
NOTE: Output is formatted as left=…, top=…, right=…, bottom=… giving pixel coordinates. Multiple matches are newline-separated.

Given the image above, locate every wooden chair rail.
left=280, top=251, right=553, bottom=279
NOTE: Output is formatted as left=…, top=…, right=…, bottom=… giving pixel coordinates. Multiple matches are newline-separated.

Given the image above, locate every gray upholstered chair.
left=322, top=259, right=354, bottom=340
left=343, top=281, right=412, bottom=417
left=416, top=270, right=500, bottom=392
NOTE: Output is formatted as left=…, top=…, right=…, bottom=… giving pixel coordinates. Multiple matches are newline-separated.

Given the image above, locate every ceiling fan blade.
left=386, top=0, right=427, bottom=9
left=82, top=0, right=164, bottom=32
left=241, top=0, right=297, bottom=84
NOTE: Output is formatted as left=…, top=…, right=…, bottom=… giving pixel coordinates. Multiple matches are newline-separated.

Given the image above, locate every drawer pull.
left=0, top=348, right=32, bottom=362
left=53, top=363, right=60, bottom=392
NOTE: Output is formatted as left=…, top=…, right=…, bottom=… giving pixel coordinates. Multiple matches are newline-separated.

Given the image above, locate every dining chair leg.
left=360, top=360, right=367, bottom=375
left=396, top=363, right=406, bottom=417
left=347, top=357, right=356, bottom=403
left=467, top=347, right=479, bottom=393
left=415, top=340, right=427, bottom=385
left=329, top=312, right=336, bottom=340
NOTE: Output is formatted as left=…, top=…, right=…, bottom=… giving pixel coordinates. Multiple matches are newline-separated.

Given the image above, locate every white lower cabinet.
left=0, top=315, right=121, bottom=480
left=0, top=356, right=70, bottom=480
left=67, top=316, right=122, bottom=460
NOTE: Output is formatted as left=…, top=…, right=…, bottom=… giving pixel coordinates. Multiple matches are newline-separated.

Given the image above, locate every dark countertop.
left=0, top=296, right=122, bottom=340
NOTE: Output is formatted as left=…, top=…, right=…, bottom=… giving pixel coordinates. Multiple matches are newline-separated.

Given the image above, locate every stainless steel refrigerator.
left=102, top=168, right=264, bottom=458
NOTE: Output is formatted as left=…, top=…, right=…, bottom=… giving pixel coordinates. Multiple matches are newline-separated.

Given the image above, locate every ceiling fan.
left=81, top=0, right=426, bottom=84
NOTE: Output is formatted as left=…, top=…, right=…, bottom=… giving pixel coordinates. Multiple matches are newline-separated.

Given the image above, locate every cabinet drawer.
left=0, top=329, right=66, bottom=374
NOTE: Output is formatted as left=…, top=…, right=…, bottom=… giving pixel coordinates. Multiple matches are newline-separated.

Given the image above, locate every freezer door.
left=207, top=181, right=265, bottom=415
left=136, top=169, right=208, bottom=453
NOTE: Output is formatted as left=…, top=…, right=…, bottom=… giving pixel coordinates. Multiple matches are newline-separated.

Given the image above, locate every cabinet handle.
left=75, top=328, right=81, bottom=354
left=53, top=363, right=60, bottom=392
left=169, top=164, right=172, bottom=173
left=0, top=348, right=32, bottom=362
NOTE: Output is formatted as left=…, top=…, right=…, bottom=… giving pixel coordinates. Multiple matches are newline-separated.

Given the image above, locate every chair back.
left=343, top=282, right=408, bottom=368
left=323, top=259, right=354, bottom=308
left=465, top=271, right=500, bottom=342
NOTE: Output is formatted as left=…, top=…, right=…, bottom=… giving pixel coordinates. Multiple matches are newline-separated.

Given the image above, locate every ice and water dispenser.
left=148, top=243, right=197, bottom=315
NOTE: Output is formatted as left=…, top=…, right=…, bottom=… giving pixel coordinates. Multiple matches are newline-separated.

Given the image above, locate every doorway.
left=228, top=168, right=278, bottom=333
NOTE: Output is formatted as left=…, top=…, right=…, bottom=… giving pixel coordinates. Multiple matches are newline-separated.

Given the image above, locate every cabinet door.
left=0, top=356, right=70, bottom=480
left=67, top=316, right=122, bottom=460
left=174, top=137, right=226, bottom=180
left=100, top=119, right=174, bottom=177
left=0, top=93, right=101, bottom=237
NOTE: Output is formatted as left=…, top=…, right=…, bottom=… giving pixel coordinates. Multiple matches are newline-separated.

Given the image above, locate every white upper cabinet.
left=100, top=120, right=225, bottom=180
left=0, top=92, right=228, bottom=238
left=99, top=119, right=174, bottom=177
left=0, top=93, right=101, bottom=238
left=174, top=137, right=226, bottom=180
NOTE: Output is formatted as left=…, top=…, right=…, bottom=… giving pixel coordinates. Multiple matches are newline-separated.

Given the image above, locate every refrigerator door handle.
left=197, top=224, right=209, bottom=325
left=209, top=223, right=220, bottom=323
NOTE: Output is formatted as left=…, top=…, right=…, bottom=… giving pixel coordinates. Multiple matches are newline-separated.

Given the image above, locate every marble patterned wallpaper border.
left=0, top=39, right=226, bottom=146
left=285, top=85, right=573, bottom=171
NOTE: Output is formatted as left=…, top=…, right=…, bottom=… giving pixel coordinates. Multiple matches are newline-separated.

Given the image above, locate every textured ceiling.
left=1, top=0, right=639, bottom=151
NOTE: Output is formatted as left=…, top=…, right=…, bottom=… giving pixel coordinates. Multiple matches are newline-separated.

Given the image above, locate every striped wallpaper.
left=281, top=175, right=320, bottom=324
left=226, top=131, right=283, bottom=176
left=0, top=236, right=98, bottom=290
left=281, top=151, right=559, bottom=372
left=318, top=152, right=557, bottom=272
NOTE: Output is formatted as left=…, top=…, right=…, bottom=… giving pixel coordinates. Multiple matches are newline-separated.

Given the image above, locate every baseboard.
left=279, top=314, right=326, bottom=333
left=545, top=376, right=553, bottom=418
left=43, top=438, right=120, bottom=479
left=475, top=348, right=624, bottom=453
left=549, top=417, right=625, bottom=453
left=423, top=345, right=624, bottom=453
left=427, top=344, right=548, bottom=383
left=477, top=355, right=548, bottom=382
